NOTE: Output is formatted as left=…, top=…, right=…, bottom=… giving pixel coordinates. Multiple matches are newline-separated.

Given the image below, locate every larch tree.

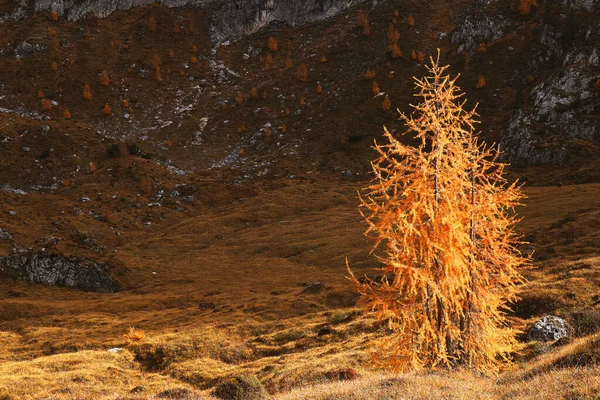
left=348, top=52, right=528, bottom=374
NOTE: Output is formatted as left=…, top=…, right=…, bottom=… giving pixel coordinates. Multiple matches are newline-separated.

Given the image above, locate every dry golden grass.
left=1, top=181, right=599, bottom=398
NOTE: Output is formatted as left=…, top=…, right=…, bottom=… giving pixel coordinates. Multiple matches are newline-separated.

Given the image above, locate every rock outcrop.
left=1, top=248, right=117, bottom=293
left=528, top=315, right=572, bottom=342
left=5, top=0, right=359, bottom=43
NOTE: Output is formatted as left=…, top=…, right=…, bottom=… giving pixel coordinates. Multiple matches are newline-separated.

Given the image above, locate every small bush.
left=83, top=82, right=92, bottom=100
left=268, top=36, right=278, bottom=52
left=127, top=143, right=140, bottom=155
left=213, top=375, right=269, bottom=400
left=106, top=143, right=121, bottom=157
left=296, top=64, right=308, bottom=82
left=382, top=95, right=391, bottom=111
left=124, top=327, right=146, bottom=344
left=99, top=70, right=110, bottom=86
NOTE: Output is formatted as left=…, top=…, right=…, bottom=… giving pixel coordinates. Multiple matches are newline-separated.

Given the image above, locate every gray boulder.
left=1, top=248, right=117, bottom=293
left=528, top=315, right=572, bottom=342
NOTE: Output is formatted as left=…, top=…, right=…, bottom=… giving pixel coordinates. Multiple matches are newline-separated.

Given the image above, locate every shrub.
left=476, top=75, right=486, bottom=89
left=99, top=70, right=110, bottom=86
left=123, top=99, right=129, bottom=107
left=168, top=49, right=175, bottom=59
left=388, top=24, right=400, bottom=47
left=356, top=10, right=370, bottom=36
left=38, top=90, right=45, bottom=99
left=127, top=143, right=140, bottom=155
left=106, top=143, right=121, bottom=157
left=407, top=14, right=415, bottom=27
left=250, top=87, right=258, bottom=98
left=63, top=107, right=71, bottom=119
left=190, top=56, right=198, bottom=64
left=41, top=99, right=52, bottom=111
left=261, top=89, right=267, bottom=99
left=299, top=97, right=305, bottom=106
left=51, top=61, right=58, bottom=71
left=284, top=58, right=292, bottom=69
left=265, top=54, right=273, bottom=70
left=372, top=80, right=380, bottom=95
left=518, top=0, right=537, bottom=15
left=268, top=36, right=278, bottom=52
left=50, top=11, right=58, bottom=21
left=103, top=103, right=111, bottom=115
left=296, top=63, right=308, bottom=81
left=320, top=55, right=328, bottom=63
left=365, top=69, right=376, bottom=80
left=382, top=95, right=391, bottom=111
left=148, top=16, right=157, bottom=32
left=391, top=44, right=402, bottom=59
left=123, top=327, right=146, bottom=344
left=83, top=82, right=92, bottom=99
left=317, top=82, right=323, bottom=94
left=411, top=49, right=417, bottom=60
left=213, top=376, right=269, bottom=400
left=236, top=92, right=243, bottom=105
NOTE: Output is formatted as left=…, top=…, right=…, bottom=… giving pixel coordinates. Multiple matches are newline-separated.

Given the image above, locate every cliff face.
left=452, top=0, right=600, bottom=166
left=4, top=0, right=359, bottom=42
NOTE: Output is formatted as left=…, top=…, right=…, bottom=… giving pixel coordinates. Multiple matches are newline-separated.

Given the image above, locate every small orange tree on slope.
left=348, top=53, right=528, bottom=374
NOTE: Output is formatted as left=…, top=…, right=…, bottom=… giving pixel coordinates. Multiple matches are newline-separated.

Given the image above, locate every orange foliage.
left=99, top=70, right=110, bottom=86
left=89, top=162, right=97, bottom=173
left=285, top=107, right=290, bottom=116
left=173, top=23, right=180, bottom=33
left=239, top=148, right=246, bottom=157
left=394, top=9, right=399, bottom=17
left=296, top=63, right=308, bottom=82
left=192, top=44, right=198, bottom=52
left=190, top=56, right=198, bottom=64
left=41, top=99, right=52, bottom=111
left=168, top=49, right=175, bottom=59
left=391, top=44, right=403, bottom=59
left=518, top=0, right=537, bottom=15
left=250, top=87, right=258, bottom=98
left=237, top=124, right=247, bottom=133
left=411, top=49, right=417, bottom=60
left=476, top=75, right=486, bottom=89
left=407, top=14, right=415, bottom=27
left=348, top=54, right=527, bottom=373
left=38, top=90, right=45, bottom=99
left=123, top=327, right=145, bottom=344
left=320, top=55, right=328, bottom=63
left=236, top=92, right=243, bottom=105
left=372, top=80, right=380, bottom=95
left=103, top=103, right=111, bottom=115
left=51, top=61, right=58, bottom=71
left=285, top=58, right=293, bottom=69
left=155, top=66, right=162, bottom=82
left=63, top=107, right=71, bottom=119
left=388, top=24, right=400, bottom=47
left=316, top=82, right=323, bottom=94
left=268, top=36, right=278, bottom=52
left=281, top=124, right=287, bottom=133
left=123, top=99, right=129, bottom=107
left=83, top=83, right=92, bottom=100
left=166, top=140, right=173, bottom=148
left=50, top=11, right=58, bottom=21
left=388, top=71, right=395, bottom=79
left=382, top=95, right=391, bottom=111
left=265, top=54, right=273, bottom=70
left=417, top=51, right=425, bottom=63
left=299, top=97, right=305, bottom=106
left=357, top=10, right=370, bottom=36
left=365, top=69, right=376, bottom=80
left=152, top=54, right=162, bottom=67
left=265, top=127, right=271, bottom=137
left=148, top=16, right=157, bottom=32
left=477, top=42, right=487, bottom=53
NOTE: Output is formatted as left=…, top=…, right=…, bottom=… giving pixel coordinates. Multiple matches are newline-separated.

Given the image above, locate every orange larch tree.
left=349, top=53, right=527, bottom=374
